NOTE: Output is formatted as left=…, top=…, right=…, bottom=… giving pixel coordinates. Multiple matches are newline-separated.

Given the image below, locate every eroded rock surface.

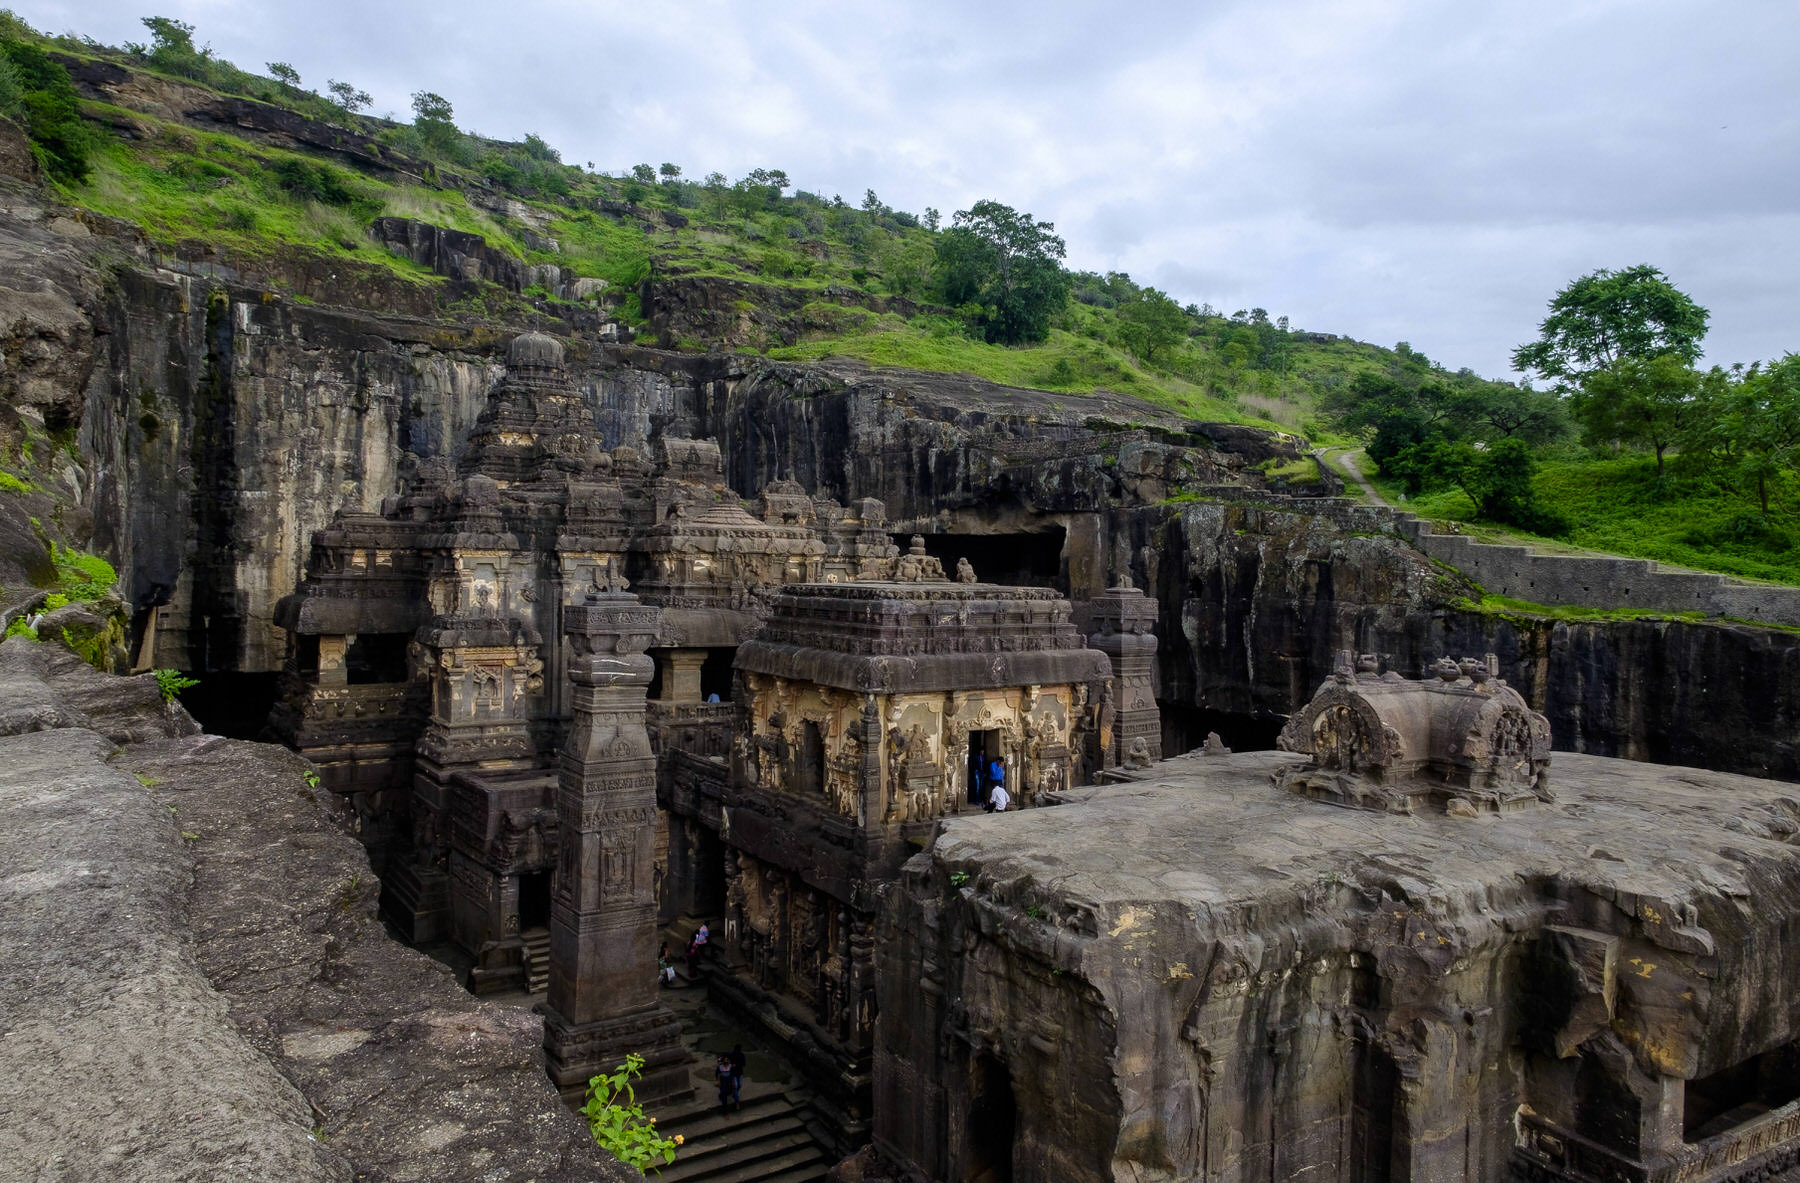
left=0, top=638, right=625, bottom=1183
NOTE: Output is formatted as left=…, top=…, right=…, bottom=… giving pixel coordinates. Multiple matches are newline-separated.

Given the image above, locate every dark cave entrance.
left=178, top=671, right=279, bottom=740
left=1684, top=1043, right=1800, bottom=1142
left=1159, top=701, right=1283, bottom=757
left=345, top=633, right=411, bottom=684
left=518, top=871, right=552, bottom=932
left=965, top=1052, right=1016, bottom=1183
left=892, top=529, right=1065, bottom=589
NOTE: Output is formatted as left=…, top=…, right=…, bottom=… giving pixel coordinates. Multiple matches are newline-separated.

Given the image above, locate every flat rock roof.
left=930, top=750, right=1800, bottom=935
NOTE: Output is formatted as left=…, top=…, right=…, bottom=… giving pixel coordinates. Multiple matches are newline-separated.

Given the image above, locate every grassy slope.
left=36, top=37, right=1451, bottom=429
left=1375, top=455, right=1800, bottom=586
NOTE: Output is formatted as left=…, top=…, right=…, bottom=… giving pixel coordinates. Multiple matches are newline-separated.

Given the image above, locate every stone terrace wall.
left=1182, top=486, right=1800, bottom=628
left=1395, top=515, right=1800, bottom=626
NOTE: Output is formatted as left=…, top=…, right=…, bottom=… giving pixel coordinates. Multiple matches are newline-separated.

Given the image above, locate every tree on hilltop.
left=1512, top=265, right=1710, bottom=388
left=1115, top=286, right=1187, bottom=363
left=327, top=79, right=371, bottom=114
left=934, top=200, right=1070, bottom=345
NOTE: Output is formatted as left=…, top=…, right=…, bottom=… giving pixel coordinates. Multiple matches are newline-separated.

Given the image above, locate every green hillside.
left=0, top=12, right=1515, bottom=431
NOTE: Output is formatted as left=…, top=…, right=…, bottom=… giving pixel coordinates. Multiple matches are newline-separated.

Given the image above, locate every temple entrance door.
left=965, top=1052, right=1015, bottom=1183
left=968, top=731, right=999, bottom=806
left=798, top=721, right=825, bottom=798
left=519, top=871, right=551, bottom=931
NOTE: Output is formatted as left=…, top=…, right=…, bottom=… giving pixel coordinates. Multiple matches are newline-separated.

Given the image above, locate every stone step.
left=657, top=1128, right=818, bottom=1182
left=655, top=1086, right=790, bottom=1136
left=662, top=1143, right=827, bottom=1183
left=520, top=928, right=550, bottom=995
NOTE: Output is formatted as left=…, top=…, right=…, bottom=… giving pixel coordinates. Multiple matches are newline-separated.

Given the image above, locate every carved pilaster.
left=1080, top=580, right=1162, bottom=767
left=543, top=590, right=689, bottom=1101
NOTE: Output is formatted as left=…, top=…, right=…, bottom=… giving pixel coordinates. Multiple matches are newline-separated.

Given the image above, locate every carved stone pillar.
left=661, top=648, right=706, bottom=704
left=1081, top=579, right=1162, bottom=767
left=543, top=590, right=689, bottom=1102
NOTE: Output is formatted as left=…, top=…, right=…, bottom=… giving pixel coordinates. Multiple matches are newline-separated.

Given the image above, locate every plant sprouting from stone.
left=583, top=1054, right=681, bottom=1173
left=153, top=668, right=198, bottom=702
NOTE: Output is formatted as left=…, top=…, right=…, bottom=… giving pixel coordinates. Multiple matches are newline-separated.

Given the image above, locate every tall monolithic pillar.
left=543, top=588, right=689, bottom=1101
left=1082, top=578, right=1162, bottom=767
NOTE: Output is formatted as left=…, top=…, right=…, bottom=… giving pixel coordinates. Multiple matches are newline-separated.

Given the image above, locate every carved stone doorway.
left=968, top=730, right=1000, bottom=806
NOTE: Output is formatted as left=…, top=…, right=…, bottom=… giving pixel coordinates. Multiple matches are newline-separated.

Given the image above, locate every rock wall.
left=0, top=636, right=624, bottom=1183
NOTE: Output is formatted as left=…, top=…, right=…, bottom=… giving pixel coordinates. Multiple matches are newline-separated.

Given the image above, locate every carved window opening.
left=798, top=721, right=826, bottom=798
left=345, top=633, right=410, bottom=684
left=968, top=730, right=1000, bottom=805
left=1684, top=1043, right=1800, bottom=1142
left=646, top=654, right=664, bottom=700
left=518, top=870, right=552, bottom=932
left=965, top=1052, right=1017, bottom=1183
left=295, top=634, right=320, bottom=675
left=701, top=647, right=735, bottom=702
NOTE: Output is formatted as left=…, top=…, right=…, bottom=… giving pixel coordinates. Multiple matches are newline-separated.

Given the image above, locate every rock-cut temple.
left=272, top=333, right=1800, bottom=1183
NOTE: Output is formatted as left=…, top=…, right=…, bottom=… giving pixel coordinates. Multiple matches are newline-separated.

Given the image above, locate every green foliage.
left=1114, top=286, right=1188, bottom=363
left=50, top=542, right=115, bottom=601
left=583, top=1054, right=681, bottom=1173
left=134, top=16, right=212, bottom=81
left=0, top=470, right=30, bottom=493
left=266, top=61, right=300, bottom=88
left=1574, top=353, right=1718, bottom=473
left=935, top=199, right=1070, bottom=345
left=153, top=668, right=198, bottom=702
left=0, top=38, right=97, bottom=182
left=4, top=616, right=37, bottom=642
left=410, top=90, right=458, bottom=154
left=949, top=871, right=970, bottom=888
left=325, top=79, right=370, bottom=114
left=1417, top=438, right=1569, bottom=535
left=1393, top=455, right=1800, bottom=585
left=302, top=768, right=322, bottom=789
left=1512, top=264, right=1710, bottom=388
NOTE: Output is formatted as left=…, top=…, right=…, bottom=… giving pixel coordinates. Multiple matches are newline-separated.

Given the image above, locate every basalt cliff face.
left=2, top=138, right=1796, bottom=783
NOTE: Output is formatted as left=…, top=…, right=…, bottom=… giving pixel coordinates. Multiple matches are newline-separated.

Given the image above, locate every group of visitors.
left=656, top=922, right=712, bottom=988
left=973, top=750, right=1010, bottom=812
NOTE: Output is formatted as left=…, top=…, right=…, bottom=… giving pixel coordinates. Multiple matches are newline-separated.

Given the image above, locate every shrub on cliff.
left=0, top=38, right=95, bottom=182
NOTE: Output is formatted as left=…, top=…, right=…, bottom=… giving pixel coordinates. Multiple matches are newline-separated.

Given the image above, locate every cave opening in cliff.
left=179, top=671, right=280, bottom=740
left=965, top=1052, right=1016, bottom=1183
left=1683, top=1042, right=1800, bottom=1142
left=1159, top=702, right=1283, bottom=756
left=892, top=529, right=1065, bottom=588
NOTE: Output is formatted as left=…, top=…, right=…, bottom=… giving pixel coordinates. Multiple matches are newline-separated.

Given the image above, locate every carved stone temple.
left=877, top=659, right=1800, bottom=1182
left=271, top=333, right=1800, bottom=1181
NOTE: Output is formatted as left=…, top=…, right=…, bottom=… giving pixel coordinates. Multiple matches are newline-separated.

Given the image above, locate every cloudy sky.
left=23, top=0, right=1799, bottom=378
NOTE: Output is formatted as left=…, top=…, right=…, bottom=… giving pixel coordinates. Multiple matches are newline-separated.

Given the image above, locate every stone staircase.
left=520, top=928, right=549, bottom=995
left=652, top=1081, right=829, bottom=1183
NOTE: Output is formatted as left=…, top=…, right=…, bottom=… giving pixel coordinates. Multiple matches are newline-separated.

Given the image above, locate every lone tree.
left=327, top=79, right=371, bottom=114
left=934, top=200, right=1070, bottom=346
left=1512, top=264, right=1710, bottom=389
left=266, top=61, right=300, bottom=88
left=410, top=90, right=457, bottom=151
left=1115, top=286, right=1187, bottom=363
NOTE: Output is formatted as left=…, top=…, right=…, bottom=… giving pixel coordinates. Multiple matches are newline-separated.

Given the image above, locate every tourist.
left=657, top=941, right=676, bottom=987
left=986, top=773, right=1010, bottom=813
left=728, top=1044, right=746, bottom=1110
left=686, top=922, right=710, bottom=975
left=715, top=1054, right=738, bottom=1113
